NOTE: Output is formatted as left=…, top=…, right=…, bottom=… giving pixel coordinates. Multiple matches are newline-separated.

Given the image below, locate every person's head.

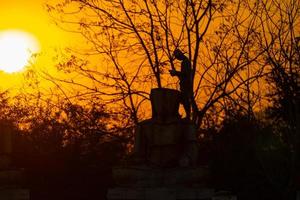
left=173, top=49, right=185, bottom=60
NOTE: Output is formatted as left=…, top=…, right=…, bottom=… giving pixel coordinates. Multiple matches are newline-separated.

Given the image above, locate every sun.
left=0, top=30, right=40, bottom=73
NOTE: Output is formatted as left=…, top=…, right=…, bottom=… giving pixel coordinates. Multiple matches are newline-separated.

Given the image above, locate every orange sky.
left=0, top=0, right=82, bottom=91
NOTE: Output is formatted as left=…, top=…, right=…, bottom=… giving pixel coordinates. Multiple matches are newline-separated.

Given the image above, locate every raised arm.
left=169, top=69, right=183, bottom=78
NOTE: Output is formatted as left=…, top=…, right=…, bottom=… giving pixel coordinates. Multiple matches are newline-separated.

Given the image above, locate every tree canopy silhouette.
left=45, top=0, right=274, bottom=128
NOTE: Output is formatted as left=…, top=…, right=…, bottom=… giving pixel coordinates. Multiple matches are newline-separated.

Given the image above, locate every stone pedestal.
left=108, top=188, right=238, bottom=200
left=107, top=88, right=235, bottom=200
left=108, top=187, right=214, bottom=200
left=113, top=166, right=210, bottom=187
left=108, top=166, right=216, bottom=200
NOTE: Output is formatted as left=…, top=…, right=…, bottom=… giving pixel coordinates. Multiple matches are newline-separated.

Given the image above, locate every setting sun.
left=0, top=30, right=40, bottom=73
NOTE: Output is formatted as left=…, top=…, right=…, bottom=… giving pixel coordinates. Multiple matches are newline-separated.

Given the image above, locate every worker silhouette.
left=169, top=49, right=193, bottom=119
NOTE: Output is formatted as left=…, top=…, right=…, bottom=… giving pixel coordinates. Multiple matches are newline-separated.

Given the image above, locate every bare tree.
left=44, top=0, right=275, bottom=129
left=46, top=0, right=215, bottom=125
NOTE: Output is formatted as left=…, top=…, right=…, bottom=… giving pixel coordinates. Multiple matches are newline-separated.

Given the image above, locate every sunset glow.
left=0, top=30, right=40, bottom=73
left=0, top=0, right=298, bottom=199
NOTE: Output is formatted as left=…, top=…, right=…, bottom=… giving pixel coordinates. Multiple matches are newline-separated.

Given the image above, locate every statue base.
left=112, top=166, right=210, bottom=187
left=108, top=187, right=237, bottom=200
left=107, top=88, right=237, bottom=199
left=107, top=187, right=215, bottom=200
left=107, top=166, right=228, bottom=200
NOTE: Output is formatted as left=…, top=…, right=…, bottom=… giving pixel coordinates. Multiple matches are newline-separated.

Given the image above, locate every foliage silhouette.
left=45, top=0, right=272, bottom=129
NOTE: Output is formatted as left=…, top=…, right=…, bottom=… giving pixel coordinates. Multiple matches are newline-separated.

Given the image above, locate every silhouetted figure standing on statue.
left=169, top=49, right=193, bottom=119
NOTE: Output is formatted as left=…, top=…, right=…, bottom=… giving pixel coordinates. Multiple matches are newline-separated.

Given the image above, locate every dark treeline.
left=1, top=68, right=299, bottom=200
left=0, top=91, right=127, bottom=200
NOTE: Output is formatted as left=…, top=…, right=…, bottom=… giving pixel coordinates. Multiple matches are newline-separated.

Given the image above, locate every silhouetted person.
left=169, top=49, right=193, bottom=119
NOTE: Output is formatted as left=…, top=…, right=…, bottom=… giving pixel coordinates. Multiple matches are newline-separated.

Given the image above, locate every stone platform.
left=107, top=187, right=214, bottom=200
left=113, top=166, right=210, bottom=187
left=108, top=166, right=237, bottom=200
left=107, top=188, right=238, bottom=200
